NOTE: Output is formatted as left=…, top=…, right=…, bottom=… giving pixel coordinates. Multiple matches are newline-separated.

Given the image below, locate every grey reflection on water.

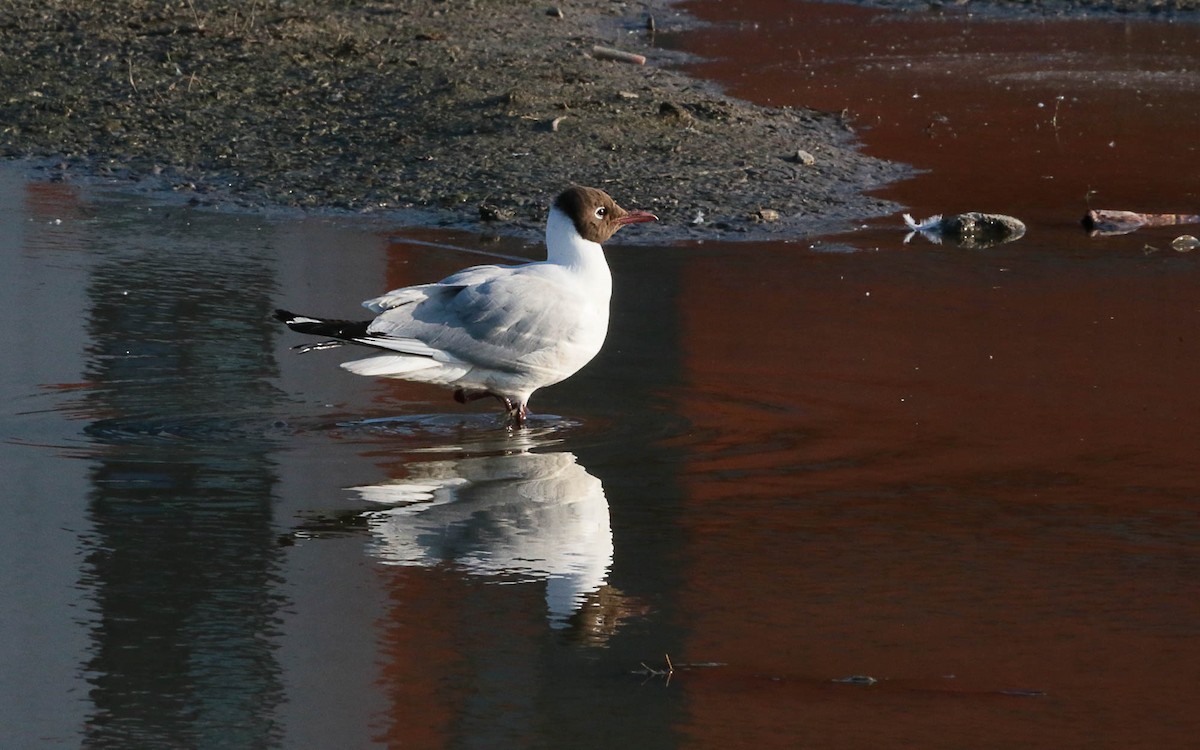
left=352, top=447, right=638, bottom=641
left=76, top=195, right=286, bottom=749
left=1, top=168, right=687, bottom=748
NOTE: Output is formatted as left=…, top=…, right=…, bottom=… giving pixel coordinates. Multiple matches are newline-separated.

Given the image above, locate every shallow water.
left=3, top=2, right=1200, bottom=748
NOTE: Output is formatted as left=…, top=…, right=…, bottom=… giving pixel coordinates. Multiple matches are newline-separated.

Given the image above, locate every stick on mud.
left=592, top=45, right=646, bottom=65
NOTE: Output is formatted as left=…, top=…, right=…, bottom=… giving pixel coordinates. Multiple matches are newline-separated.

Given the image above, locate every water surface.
left=3, top=2, right=1200, bottom=748
left=662, top=4, right=1200, bottom=747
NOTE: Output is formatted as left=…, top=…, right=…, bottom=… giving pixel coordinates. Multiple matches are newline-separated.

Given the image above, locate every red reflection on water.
left=671, top=245, right=1200, bottom=747
left=664, top=4, right=1200, bottom=747
left=671, top=2, right=1200, bottom=223
left=24, top=179, right=86, bottom=222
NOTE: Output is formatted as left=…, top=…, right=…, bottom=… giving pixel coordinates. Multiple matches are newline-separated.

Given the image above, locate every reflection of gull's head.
left=350, top=451, right=612, bottom=629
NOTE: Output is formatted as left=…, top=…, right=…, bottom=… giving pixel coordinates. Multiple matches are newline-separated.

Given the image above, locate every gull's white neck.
left=545, top=207, right=612, bottom=297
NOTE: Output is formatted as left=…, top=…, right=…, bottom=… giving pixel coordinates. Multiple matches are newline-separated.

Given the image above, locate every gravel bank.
left=0, top=0, right=913, bottom=239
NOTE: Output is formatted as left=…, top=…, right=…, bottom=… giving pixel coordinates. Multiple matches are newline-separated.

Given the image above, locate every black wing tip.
left=273, top=308, right=297, bottom=323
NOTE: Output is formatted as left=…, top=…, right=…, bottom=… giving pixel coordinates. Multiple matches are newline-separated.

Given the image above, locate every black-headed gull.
left=275, top=186, right=657, bottom=426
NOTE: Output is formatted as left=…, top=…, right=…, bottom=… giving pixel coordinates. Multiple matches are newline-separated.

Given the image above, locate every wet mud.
left=0, top=0, right=909, bottom=239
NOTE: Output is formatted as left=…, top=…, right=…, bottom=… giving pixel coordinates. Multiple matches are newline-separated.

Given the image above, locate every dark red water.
left=659, top=4, right=1200, bottom=747
left=670, top=1, right=1200, bottom=229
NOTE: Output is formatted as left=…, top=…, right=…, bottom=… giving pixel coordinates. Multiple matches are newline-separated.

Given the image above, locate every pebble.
left=790, top=149, right=816, bottom=166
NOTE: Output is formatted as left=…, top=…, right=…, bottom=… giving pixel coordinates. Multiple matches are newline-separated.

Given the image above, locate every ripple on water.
left=341, top=412, right=578, bottom=440
left=82, top=412, right=303, bottom=447
left=81, top=409, right=593, bottom=458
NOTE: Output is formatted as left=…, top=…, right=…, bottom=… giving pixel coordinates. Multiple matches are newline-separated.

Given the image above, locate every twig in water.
left=635, top=660, right=670, bottom=677
left=632, top=654, right=726, bottom=679
left=1050, top=95, right=1064, bottom=130
left=633, top=654, right=675, bottom=683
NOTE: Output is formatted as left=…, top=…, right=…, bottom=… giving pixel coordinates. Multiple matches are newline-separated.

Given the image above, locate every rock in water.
left=944, top=213, right=1027, bottom=247
left=903, top=212, right=1026, bottom=248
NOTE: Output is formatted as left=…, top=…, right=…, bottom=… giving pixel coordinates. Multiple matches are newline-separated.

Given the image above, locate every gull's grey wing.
left=364, top=267, right=586, bottom=372
left=362, top=264, right=513, bottom=314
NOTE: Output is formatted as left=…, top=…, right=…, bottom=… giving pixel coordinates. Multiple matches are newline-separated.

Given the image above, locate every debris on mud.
left=903, top=212, right=1027, bottom=248
left=0, top=0, right=909, bottom=240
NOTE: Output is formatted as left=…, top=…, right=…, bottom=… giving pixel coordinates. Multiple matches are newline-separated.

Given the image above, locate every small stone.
left=1171, top=235, right=1199, bottom=253
left=755, top=208, right=781, bottom=223
left=547, top=6, right=564, bottom=18
left=479, top=203, right=514, bottom=222
left=789, top=149, right=816, bottom=166
left=658, top=101, right=693, bottom=125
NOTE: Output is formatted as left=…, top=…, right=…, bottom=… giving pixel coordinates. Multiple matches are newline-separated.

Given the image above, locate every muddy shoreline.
left=1, top=1, right=1192, bottom=239
left=0, top=0, right=914, bottom=239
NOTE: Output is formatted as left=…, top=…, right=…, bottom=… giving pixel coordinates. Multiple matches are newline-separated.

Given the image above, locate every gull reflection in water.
left=349, top=449, right=636, bottom=641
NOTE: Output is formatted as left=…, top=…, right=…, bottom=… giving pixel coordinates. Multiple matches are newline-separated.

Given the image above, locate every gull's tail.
left=274, top=309, right=461, bottom=381
left=273, top=309, right=373, bottom=352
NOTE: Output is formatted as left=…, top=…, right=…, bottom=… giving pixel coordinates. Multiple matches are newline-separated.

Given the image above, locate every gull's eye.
left=594, top=206, right=607, bottom=219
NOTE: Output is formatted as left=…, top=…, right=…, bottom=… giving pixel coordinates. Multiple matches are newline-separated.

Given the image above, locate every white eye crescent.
left=594, top=206, right=607, bottom=219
